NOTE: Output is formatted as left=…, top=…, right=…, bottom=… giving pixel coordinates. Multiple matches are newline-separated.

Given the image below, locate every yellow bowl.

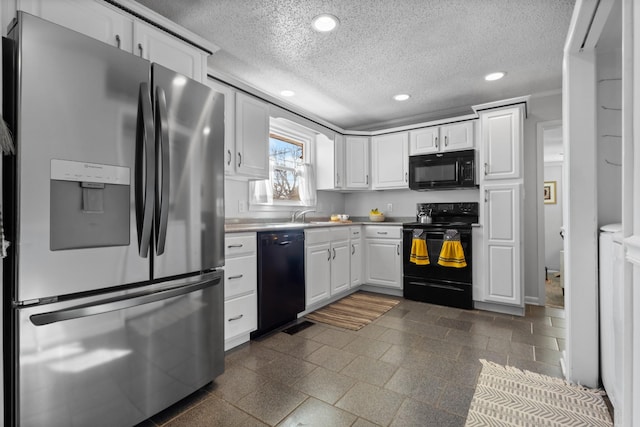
left=369, top=214, right=385, bottom=222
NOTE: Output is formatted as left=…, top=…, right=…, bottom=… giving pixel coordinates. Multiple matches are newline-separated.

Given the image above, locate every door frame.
left=536, top=120, right=563, bottom=306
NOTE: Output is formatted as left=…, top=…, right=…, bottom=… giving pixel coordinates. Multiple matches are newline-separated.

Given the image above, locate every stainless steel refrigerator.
left=2, top=12, right=225, bottom=427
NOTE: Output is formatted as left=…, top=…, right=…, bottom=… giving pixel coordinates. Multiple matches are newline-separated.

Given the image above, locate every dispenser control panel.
left=51, top=159, right=130, bottom=185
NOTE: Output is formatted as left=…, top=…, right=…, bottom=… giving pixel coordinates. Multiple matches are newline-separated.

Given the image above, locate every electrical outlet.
left=387, top=203, right=393, bottom=213
left=238, top=200, right=247, bottom=213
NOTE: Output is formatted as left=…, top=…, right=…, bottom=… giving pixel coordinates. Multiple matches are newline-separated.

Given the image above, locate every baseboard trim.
left=525, top=296, right=542, bottom=306
left=474, top=300, right=525, bottom=316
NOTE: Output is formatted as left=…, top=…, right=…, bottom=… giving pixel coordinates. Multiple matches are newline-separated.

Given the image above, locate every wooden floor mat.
left=305, top=292, right=400, bottom=330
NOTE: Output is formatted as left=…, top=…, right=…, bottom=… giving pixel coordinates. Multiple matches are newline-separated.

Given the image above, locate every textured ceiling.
left=134, top=0, right=576, bottom=131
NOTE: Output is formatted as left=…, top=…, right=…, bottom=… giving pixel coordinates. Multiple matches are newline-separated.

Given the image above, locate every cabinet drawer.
left=330, top=227, right=350, bottom=241
left=350, top=226, right=362, bottom=238
left=224, top=293, right=257, bottom=339
left=224, top=255, right=257, bottom=299
left=305, top=228, right=331, bottom=245
left=225, top=233, right=256, bottom=257
left=365, top=226, right=402, bottom=239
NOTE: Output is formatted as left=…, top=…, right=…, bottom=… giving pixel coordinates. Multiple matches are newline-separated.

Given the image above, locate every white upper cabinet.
left=235, top=92, right=270, bottom=179
left=480, top=107, right=523, bottom=180
left=17, top=0, right=209, bottom=82
left=205, top=79, right=236, bottom=175
left=17, top=0, right=133, bottom=50
left=133, top=20, right=204, bottom=81
left=409, top=121, right=474, bottom=155
left=440, top=122, right=475, bottom=151
left=344, top=136, right=370, bottom=189
left=316, top=133, right=345, bottom=190
left=371, top=132, right=409, bottom=190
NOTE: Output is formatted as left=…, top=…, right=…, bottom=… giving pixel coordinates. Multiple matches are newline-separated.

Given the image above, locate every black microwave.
left=409, top=149, right=477, bottom=190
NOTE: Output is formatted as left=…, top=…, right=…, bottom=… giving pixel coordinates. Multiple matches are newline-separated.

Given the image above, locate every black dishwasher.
left=251, top=230, right=305, bottom=338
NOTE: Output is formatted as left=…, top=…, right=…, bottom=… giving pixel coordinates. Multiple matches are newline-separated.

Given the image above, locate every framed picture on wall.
left=544, top=181, right=557, bottom=204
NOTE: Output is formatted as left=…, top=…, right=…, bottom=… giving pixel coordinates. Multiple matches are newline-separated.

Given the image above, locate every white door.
left=440, top=121, right=474, bottom=151
left=371, top=133, right=409, bottom=189
left=235, top=92, right=269, bottom=179
left=481, top=106, right=522, bottom=180
left=365, top=239, right=402, bottom=288
left=345, top=136, right=370, bottom=188
left=351, top=240, right=362, bottom=287
left=331, top=240, right=351, bottom=295
left=305, top=242, right=331, bottom=306
left=483, top=183, right=522, bottom=306
left=409, top=127, right=440, bottom=155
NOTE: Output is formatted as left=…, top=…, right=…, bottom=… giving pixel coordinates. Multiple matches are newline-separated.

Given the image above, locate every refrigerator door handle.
left=135, top=82, right=155, bottom=257
left=30, top=273, right=222, bottom=326
left=155, top=86, right=170, bottom=255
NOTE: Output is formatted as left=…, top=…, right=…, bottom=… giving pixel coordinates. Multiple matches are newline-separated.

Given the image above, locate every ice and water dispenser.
left=50, top=159, right=130, bottom=250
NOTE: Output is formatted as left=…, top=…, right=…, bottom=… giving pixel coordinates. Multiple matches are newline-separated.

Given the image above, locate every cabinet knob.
left=366, top=174, right=369, bottom=185
left=228, top=314, right=244, bottom=321
left=352, top=244, right=355, bottom=255
left=377, top=231, right=388, bottom=235
left=138, top=43, right=143, bottom=57
left=405, top=172, right=408, bottom=182
left=228, top=274, right=243, bottom=280
left=484, top=162, right=488, bottom=176
left=435, top=136, right=438, bottom=149
left=227, top=244, right=243, bottom=248
left=237, top=152, right=242, bottom=167
left=484, top=189, right=489, bottom=202
left=327, top=249, right=331, bottom=261
left=227, top=149, right=232, bottom=166
left=332, top=248, right=336, bottom=259
left=115, top=34, right=121, bottom=48
left=397, top=244, right=400, bottom=255
left=445, top=136, right=448, bottom=146
left=336, top=173, right=340, bottom=185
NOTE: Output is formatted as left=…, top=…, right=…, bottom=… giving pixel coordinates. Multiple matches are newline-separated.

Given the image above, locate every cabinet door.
left=316, top=133, right=344, bottom=190
left=235, top=92, right=270, bottom=179
left=481, top=107, right=522, bottom=180
left=351, top=240, right=362, bottom=287
left=409, top=127, right=439, bottom=155
left=331, top=240, right=351, bottom=295
left=206, top=79, right=236, bottom=174
left=441, top=121, right=474, bottom=151
left=345, top=136, right=369, bottom=188
left=483, top=183, right=522, bottom=306
left=365, top=239, right=402, bottom=288
left=18, top=0, right=133, bottom=50
left=371, top=133, right=409, bottom=189
left=134, top=20, right=204, bottom=81
left=305, top=242, right=331, bottom=307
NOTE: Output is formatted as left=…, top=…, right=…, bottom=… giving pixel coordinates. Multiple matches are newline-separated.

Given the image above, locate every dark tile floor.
left=138, top=298, right=565, bottom=427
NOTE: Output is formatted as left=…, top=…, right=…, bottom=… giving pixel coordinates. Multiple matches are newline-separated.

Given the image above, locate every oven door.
left=409, top=154, right=460, bottom=190
left=402, top=227, right=472, bottom=283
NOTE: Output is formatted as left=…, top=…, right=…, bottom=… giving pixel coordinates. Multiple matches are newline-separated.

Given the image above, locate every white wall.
left=523, top=93, right=563, bottom=302
left=344, top=188, right=480, bottom=218
left=544, top=162, right=564, bottom=270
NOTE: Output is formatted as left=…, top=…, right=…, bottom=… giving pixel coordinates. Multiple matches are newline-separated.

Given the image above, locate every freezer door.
left=151, top=64, right=225, bottom=279
left=15, top=271, right=224, bottom=427
left=9, top=13, right=152, bottom=301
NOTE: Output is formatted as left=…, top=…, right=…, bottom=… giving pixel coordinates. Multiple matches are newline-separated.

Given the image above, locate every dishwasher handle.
left=30, top=273, right=222, bottom=326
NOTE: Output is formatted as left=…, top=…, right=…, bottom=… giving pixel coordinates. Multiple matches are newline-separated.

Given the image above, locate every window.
left=249, top=121, right=317, bottom=208
left=270, top=133, right=303, bottom=202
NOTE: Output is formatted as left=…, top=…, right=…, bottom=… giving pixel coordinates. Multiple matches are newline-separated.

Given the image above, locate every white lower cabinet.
left=305, top=227, right=351, bottom=308
left=350, top=226, right=363, bottom=287
left=224, top=233, right=257, bottom=350
left=364, top=226, right=402, bottom=289
left=482, top=183, right=522, bottom=307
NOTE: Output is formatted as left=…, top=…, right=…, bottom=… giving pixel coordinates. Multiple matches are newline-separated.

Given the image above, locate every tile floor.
left=137, top=298, right=565, bottom=427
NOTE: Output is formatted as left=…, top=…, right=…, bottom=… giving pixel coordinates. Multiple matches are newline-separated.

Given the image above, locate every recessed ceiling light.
left=485, top=72, right=506, bottom=81
left=393, top=94, right=411, bottom=101
left=312, top=14, right=339, bottom=32
left=280, top=90, right=296, bottom=97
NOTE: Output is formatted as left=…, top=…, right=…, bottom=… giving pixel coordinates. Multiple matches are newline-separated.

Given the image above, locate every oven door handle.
left=408, top=281, right=465, bottom=292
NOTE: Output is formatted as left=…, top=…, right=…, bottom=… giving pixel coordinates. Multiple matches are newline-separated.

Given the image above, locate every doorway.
left=537, top=120, right=564, bottom=308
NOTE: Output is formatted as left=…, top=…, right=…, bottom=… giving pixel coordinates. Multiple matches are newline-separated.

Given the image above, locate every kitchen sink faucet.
left=291, top=209, right=316, bottom=222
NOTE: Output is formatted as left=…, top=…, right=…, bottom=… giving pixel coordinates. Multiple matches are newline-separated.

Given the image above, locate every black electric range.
left=402, top=203, right=479, bottom=309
